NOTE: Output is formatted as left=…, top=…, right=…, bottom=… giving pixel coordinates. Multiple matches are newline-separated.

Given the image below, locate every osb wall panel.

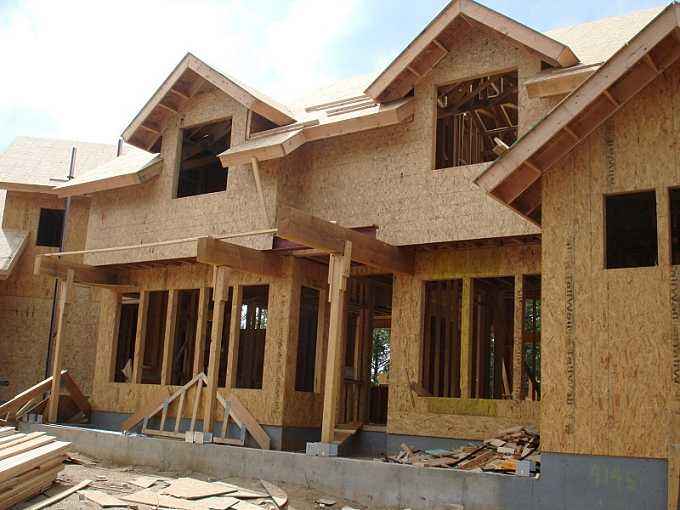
left=90, top=260, right=298, bottom=427
left=85, top=90, right=277, bottom=266
left=281, top=258, right=329, bottom=428
left=388, top=244, right=541, bottom=440
left=542, top=62, right=680, bottom=461
left=278, top=26, right=551, bottom=247
left=0, top=193, right=98, bottom=400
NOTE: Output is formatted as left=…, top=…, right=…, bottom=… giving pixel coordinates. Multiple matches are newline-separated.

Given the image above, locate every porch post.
left=203, top=266, right=228, bottom=433
left=321, top=241, right=352, bottom=443
left=47, top=268, right=74, bottom=423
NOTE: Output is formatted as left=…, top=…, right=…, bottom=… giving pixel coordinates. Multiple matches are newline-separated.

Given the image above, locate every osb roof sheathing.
left=0, top=137, right=118, bottom=191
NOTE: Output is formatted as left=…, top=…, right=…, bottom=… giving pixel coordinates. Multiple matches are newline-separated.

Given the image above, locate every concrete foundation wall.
left=23, top=424, right=668, bottom=509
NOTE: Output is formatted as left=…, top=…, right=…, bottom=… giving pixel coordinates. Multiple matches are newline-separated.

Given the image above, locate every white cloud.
left=0, top=0, right=363, bottom=145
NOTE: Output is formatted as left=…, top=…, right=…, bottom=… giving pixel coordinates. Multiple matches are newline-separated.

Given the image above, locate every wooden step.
left=332, top=423, right=362, bottom=445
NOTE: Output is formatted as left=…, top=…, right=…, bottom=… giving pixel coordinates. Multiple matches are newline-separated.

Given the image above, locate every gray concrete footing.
left=21, top=423, right=669, bottom=510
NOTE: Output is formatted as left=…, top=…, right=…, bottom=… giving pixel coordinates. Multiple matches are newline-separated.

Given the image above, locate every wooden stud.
left=512, top=275, right=524, bottom=400
left=314, top=289, right=328, bottom=394
left=225, top=285, right=244, bottom=389
left=459, top=278, right=473, bottom=398
left=202, top=267, right=229, bottom=433
left=174, top=390, right=186, bottom=433
left=192, top=287, right=210, bottom=375
left=131, top=291, right=150, bottom=384
left=47, top=269, right=74, bottom=423
left=160, top=290, right=179, bottom=385
left=321, top=241, right=352, bottom=443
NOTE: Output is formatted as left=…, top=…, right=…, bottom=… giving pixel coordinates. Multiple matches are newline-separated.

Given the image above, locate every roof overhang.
left=122, top=53, right=296, bottom=151
left=55, top=153, right=162, bottom=198
left=365, top=0, right=579, bottom=103
left=475, top=4, right=680, bottom=225
left=218, top=97, right=415, bottom=167
left=0, top=182, right=56, bottom=193
left=0, top=229, right=29, bottom=280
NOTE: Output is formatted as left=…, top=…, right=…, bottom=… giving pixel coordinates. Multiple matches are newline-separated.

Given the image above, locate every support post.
left=321, top=241, right=352, bottom=443
left=47, top=269, right=74, bottom=423
left=131, top=291, right=150, bottom=384
left=193, top=287, right=210, bottom=375
left=512, top=274, right=524, bottom=400
left=459, top=278, right=473, bottom=398
left=160, top=289, right=179, bottom=385
left=251, top=158, right=270, bottom=227
left=203, top=267, right=229, bottom=433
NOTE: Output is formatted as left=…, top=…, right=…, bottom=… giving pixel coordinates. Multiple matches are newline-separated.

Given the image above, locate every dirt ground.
left=15, top=455, right=369, bottom=510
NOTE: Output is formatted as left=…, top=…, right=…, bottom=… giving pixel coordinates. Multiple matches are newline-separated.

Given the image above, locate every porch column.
left=321, top=241, right=352, bottom=443
left=459, top=278, right=473, bottom=398
left=203, top=266, right=229, bottom=433
left=47, top=268, right=74, bottom=423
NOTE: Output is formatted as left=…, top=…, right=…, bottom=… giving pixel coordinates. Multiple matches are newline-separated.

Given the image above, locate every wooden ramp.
left=0, top=371, right=90, bottom=425
left=122, top=372, right=271, bottom=450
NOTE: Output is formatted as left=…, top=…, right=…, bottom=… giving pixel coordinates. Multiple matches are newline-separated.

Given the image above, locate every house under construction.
left=0, top=1, right=679, bottom=508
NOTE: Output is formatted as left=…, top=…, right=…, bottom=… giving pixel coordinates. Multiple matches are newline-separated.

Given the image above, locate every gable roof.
left=0, top=137, right=118, bottom=192
left=365, top=0, right=579, bottom=103
left=474, top=3, right=680, bottom=225
left=122, top=53, right=296, bottom=151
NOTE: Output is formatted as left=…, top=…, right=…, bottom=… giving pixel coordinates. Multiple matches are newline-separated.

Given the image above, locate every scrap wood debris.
left=385, top=426, right=540, bottom=477
left=30, top=473, right=291, bottom=510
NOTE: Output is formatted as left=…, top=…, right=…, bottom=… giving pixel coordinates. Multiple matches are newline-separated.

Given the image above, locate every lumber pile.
left=0, top=426, right=71, bottom=509
left=386, top=426, right=540, bottom=477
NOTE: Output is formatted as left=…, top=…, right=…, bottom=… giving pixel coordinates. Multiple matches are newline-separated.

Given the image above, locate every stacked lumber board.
left=386, top=426, right=540, bottom=477
left=0, top=426, right=70, bottom=509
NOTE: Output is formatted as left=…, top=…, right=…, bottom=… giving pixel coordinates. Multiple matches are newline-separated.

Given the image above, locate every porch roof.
left=0, top=229, right=29, bottom=280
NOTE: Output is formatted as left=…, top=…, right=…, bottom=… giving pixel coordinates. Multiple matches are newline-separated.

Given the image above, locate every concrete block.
left=306, top=442, right=338, bottom=457
left=515, top=460, right=532, bottom=477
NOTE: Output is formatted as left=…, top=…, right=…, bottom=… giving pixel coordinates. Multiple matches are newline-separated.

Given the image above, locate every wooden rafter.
left=276, top=205, right=414, bottom=274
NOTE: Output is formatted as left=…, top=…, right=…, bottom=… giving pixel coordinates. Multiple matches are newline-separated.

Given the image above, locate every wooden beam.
left=314, top=289, right=328, bottom=395
left=225, top=285, right=243, bottom=389
left=160, top=290, right=179, bottom=385
left=203, top=268, right=229, bottom=433
left=35, top=256, right=126, bottom=287
left=192, top=287, right=210, bottom=375
left=196, top=237, right=285, bottom=277
left=47, top=269, right=74, bottom=423
left=276, top=205, right=414, bottom=274
left=321, top=241, right=351, bottom=443
left=459, top=278, right=473, bottom=398
left=131, top=291, right=150, bottom=384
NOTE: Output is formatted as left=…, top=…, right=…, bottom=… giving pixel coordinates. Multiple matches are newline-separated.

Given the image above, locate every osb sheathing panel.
left=84, top=90, right=276, bottom=266
left=277, top=26, right=555, bottom=247
left=542, top=62, right=680, bottom=461
left=281, top=258, right=329, bottom=428
left=0, top=192, right=99, bottom=400
left=388, top=245, right=540, bottom=440
left=90, top=259, right=302, bottom=427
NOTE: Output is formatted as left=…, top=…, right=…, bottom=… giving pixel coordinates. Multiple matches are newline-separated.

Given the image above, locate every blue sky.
left=0, top=0, right=667, bottom=152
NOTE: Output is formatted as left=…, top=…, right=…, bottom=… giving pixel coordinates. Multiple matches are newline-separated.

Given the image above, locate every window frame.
left=36, top=208, right=65, bottom=248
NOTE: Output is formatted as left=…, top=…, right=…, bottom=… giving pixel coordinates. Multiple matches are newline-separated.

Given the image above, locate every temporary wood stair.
left=121, top=372, right=271, bottom=449
left=0, top=371, right=90, bottom=425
